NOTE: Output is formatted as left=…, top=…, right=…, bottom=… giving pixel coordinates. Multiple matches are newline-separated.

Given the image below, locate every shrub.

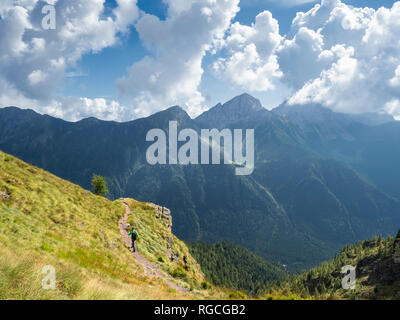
left=91, top=175, right=108, bottom=196
left=228, top=291, right=247, bottom=300
left=201, top=281, right=211, bottom=290
left=170, top=267, right=187, bottom=279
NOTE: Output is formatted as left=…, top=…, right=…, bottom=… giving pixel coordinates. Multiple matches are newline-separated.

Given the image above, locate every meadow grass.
left=0, top=151, right=220, bottom=300
left=122, top=199, right=206, bottom=290
left=0, top=150, right=293, bottom=300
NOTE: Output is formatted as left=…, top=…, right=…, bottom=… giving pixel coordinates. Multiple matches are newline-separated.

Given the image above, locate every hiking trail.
left=118, top=201, right=190, bottom=293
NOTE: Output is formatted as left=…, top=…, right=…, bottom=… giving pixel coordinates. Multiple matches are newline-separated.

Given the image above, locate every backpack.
left=131, top=230, right=138, bottom=241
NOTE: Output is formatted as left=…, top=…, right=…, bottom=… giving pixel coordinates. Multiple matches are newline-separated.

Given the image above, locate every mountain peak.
left=144, top=105, right=193, bottom=128
left=0, top=106, right=43, bottom=124
left=165, top=105, right=187, bottom=114
left=225, top=93, right=264, bottom=112
left=78, top=116, right=101, bottom=123
left=154, top=105, right=191, bottom=119
left=195, top=94, right=267, bottom=128
left=0, top=106, right=38, bottom=115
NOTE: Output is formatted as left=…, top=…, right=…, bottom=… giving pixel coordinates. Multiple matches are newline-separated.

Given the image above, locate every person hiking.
left=128, top=227, right=139, bottom=253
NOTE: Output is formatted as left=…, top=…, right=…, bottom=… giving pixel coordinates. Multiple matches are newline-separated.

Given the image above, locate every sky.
left=0, top=0, right=399, bottom=121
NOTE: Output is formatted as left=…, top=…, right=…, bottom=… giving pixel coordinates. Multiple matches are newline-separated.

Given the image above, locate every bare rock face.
left=147, top=203, right=173, bottom=231
left=148, top=203, right=183, bottom=264
left=164, top=236, right=174, bottom=249
left=170, top=251, right=179, bottom=262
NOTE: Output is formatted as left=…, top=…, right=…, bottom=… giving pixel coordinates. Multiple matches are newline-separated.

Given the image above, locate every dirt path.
left=118, top=201, right=190, bottom=293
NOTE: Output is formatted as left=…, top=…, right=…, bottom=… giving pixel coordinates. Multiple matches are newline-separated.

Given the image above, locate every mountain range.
left=1, top=93, right=399, bottom=270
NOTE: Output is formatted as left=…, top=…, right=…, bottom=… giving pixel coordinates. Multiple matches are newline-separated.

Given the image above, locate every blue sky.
left=1, top=0, right=399, bottom=121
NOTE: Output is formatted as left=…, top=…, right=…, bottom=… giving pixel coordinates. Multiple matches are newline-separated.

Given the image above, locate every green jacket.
left=128, top=230, right=139, bottom=239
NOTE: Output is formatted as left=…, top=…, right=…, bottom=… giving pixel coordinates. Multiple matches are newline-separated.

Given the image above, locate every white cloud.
left=28, top=70, right=48, bottom=85
left=390, top=66, right=400, bottom=87
left=212, top=10, right=282, bottom=92
left=282, top=1, right=400, bottom=117
left=213, top=44, right=282, bottom=91
left=118, top=0, right=240, bottom=118
left=278, top=27, right=326, bottom=89
left=385, top=99, right=400, bottom=120
left=114, top=0, right=140, bottom=33
left=0, top=0, right=139, bottom=119
left=291, top=0, right=341, bottom=32
left=288, top=46, right=362, bottom=112
left=0, top=76, right=128, bottom=121
left=216, top=0, right=400, bottom=118
left=44, top=97, right=128, bottom=122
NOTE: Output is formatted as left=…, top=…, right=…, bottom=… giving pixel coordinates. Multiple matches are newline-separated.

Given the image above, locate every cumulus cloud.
left=209, top=0, right=400, bottom=118
left=44, top=96, right=128, bottom=122
left=288, top=45, right=361, bottom=111
left=118, top=0, right=240, bottom=118
left=0, top=75, right=128, bottom=121
left=278, top=0, right=377, bottom=92
left=290, top=0, right=341, bottom=32
left=385, top=99, right=400, bottom=120
left=212, top=10, right=282, bottom=92
left=390, top=66, right=400, bottom=88
left=0, top=0, right=138, bottom=120
left=285, top=1, right=400, bottom=118
left=278, top=27, right=326, bottom=88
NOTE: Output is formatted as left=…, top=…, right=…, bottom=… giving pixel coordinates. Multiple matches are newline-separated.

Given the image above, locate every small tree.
left=91, top=174, right=108, bottom=196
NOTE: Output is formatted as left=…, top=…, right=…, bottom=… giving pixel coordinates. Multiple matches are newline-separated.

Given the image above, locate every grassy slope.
left=0, top=150, right=222, bottom=300
left=122, top=198, right=209, bottom=291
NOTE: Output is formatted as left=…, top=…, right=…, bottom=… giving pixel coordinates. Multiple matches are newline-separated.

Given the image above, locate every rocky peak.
left=224, top=93, right=264, bottom=112
left=195, top=93, right=268, bottom=128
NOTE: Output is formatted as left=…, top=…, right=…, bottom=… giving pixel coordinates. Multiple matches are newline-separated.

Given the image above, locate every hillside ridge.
left=118, top=201, right=190, bottom=293
left=0, top=149, right=222, bottom=299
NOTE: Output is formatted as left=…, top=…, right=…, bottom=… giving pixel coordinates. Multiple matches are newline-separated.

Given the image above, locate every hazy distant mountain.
left=1, top=95, right=400, bottom=270
left=273, top=103, right=395, bottom=127
left=274, top=103, right=400, bottom=197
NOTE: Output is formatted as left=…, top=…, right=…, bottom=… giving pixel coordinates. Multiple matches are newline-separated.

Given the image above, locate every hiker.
left=128, top=227, right=139, bottom=253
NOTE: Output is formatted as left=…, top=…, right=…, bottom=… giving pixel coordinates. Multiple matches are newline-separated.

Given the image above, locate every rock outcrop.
left=147, top=203, right=173, bottom=231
